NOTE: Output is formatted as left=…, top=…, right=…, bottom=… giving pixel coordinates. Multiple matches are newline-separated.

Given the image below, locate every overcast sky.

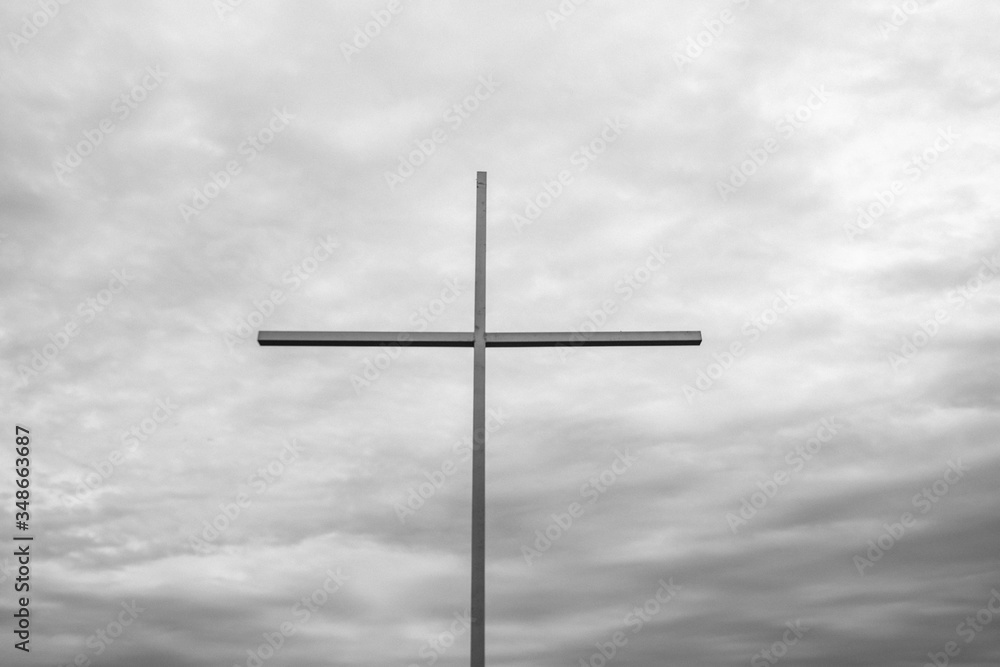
left=2, top=1, right=999, bottom=665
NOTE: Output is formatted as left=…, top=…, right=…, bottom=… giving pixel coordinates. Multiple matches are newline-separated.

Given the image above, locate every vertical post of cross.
left=471, top=170, right=487, bottom=667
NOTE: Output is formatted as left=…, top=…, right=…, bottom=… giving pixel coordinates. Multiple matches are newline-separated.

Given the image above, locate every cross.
left=258, top=171, right=701, bottom=667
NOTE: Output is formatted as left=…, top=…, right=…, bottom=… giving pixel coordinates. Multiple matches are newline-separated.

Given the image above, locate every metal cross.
left=258, top=171, right=701, bottom=667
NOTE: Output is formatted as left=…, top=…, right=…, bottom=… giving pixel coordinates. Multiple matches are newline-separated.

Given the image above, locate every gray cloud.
left=2, top=1, right=999, bottom=665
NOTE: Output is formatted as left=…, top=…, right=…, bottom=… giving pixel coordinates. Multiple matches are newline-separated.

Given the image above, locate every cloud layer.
left=2, top=1, right=999, bottom=665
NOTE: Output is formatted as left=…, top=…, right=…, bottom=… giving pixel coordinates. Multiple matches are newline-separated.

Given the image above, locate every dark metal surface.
left=485, top=331, right=702, bottom=347
left=257, top=331, right=474, bottom=347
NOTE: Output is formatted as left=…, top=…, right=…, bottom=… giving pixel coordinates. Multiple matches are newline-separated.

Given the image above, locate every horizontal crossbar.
left=485, top=331, right=702, bottom=347
left=258, top=331, right=474, bottom=347
left=258, top=331, right=701, bottom=347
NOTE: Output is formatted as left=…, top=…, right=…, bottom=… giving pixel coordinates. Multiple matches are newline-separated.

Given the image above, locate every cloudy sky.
left=3, top=1, right=999, bottom=665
